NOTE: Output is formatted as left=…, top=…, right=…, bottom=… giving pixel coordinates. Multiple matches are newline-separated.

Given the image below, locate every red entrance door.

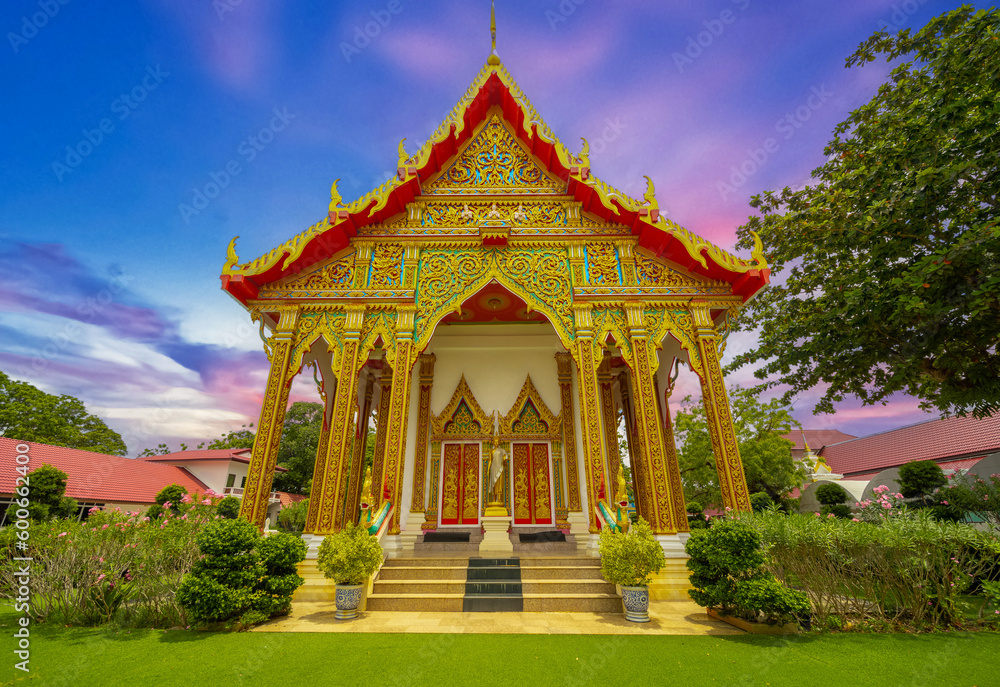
left=511, top=443, right=553, bottom=525
left=440, top=443, right=480, bottom=525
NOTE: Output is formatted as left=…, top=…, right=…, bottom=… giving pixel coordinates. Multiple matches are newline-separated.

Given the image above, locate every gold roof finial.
left=488, top=0, right=501, bottom=65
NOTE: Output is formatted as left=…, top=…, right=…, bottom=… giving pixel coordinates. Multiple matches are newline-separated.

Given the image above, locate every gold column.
left=334, top=406, right=359, bottom=530
left=598, top=354, right=622, bottom=494
left=304, top=393, right=333, bottom=534
left=692, top=306, right=752, bottom=512
left=240, top=308, right=299, bottom=529
left=654, top=372, right=689, bottom=532
left=623, top=303, right=678, bottom=534
left=555, top=352, right=582, bottom=512
left=370, top=366, right=393, bottom=502
left=409, top=354, right=435, bottom=514
left=422, top=440, right=441, bottom=530
left=617, top=368, right=651, bottom=520
left=571, top=304, right=609, bottom=533
left=311, top=306, right=366, bottom=535
left=381, top=305, right=417, bottom=534
left=344, top=373, right=376, bottom=526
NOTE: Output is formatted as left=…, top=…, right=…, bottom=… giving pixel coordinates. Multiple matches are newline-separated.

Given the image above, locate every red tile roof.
left=820, top=414, right=1000, bottom=477
left=782, top=429, right=858, bottom=451
left=141, top=449, right=287, bottom=472
left=277, top=492, right=307, bottom=507
left=0, top=438, right=209, bottom=504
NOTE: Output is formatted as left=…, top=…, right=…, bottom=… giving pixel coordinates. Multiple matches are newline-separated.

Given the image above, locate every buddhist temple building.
left=221, top=25, right=769, bottom=560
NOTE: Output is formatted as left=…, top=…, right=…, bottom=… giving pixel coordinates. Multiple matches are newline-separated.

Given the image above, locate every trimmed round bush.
left=815, top=483, right=849, bottom=506
left=215, top=496, right=241, bottom=519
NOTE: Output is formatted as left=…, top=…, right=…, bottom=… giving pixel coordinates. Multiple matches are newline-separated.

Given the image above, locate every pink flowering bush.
left=853, top=484, right=907, bottom=524
left=740, top=509, right=1000, bottom=630
left=0, top=495, right=229, bottom=627
left=944, top=473, right=1000, bottom=534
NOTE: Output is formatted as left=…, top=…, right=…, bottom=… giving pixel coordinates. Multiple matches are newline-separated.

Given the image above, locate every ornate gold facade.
left=229, top=56, right=765, bottom=537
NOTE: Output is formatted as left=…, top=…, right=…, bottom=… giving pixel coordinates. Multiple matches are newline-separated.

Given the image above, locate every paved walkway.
left=253, top=600, right=742, bottom=635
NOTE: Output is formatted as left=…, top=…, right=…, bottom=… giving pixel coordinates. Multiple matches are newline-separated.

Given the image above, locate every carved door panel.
left=440, top=443, right=480, bottom=525
left=512, top=443, right=553, bottom=525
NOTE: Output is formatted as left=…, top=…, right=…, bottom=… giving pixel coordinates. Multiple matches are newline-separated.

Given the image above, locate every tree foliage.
left=6, top=464, right=78, bottom=522
left=732, top=6, right=1000, bottom=419
left=272, top=402, right=324, bottom=494
left=675, top=386, right=806, bottom=508
left=815, top=483, right=849, bottom=506
left=0, top=371, right=127, bottom=455
left=899, top=460, right=948, bottom=501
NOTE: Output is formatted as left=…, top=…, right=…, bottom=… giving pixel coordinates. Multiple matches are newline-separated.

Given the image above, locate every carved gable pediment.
left=500, top=375, right=560, bottom=439
left=424, top=113, right=565, bottom=195
left=433, top=376, right=492, bottom=439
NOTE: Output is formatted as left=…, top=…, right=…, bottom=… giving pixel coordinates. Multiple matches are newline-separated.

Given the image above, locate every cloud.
left=0, top=241, right=273, bottom=454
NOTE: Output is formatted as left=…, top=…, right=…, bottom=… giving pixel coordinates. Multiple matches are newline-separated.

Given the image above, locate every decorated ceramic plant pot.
left=335, top=584, right=364, bottom=620
left=620, top=585, right=650, bottom=623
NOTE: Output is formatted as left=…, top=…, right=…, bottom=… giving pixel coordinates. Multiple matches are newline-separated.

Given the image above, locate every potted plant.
left=598, top=517, right=665, bottom=622
left=316, top=522, right=384, bottom=620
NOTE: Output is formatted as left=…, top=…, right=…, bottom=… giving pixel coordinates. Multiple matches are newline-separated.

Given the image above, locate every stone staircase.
left=292, top=553, right=692, bottom=609
left=365, top=555, right=620, bottom=612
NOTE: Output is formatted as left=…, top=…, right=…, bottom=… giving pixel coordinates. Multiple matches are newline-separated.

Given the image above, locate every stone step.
left=365, top=594, right=465, bottom=612
left=523, top=594, right=622, bottom=613
left=512, top=541, right=580, bottom=553
left=518, top=557, right=601, bottom=567
left=463, top=595, right=523, bottom=612
left=382, top=558, right=470, bottom=567
left=377, top=566, right=468, bottom=580
left=373, top=579, right=467, bottom=595
left=522, top=580, right=615, bottom=594
left=519, top=565, right=603, bottom=580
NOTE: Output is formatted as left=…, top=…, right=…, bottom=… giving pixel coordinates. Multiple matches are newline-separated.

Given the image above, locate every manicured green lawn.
left=1, top=605, right=996, bottom=687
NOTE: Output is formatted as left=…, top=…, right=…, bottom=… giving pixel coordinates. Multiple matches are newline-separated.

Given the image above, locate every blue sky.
left=0, top=0, right=971, bottom=454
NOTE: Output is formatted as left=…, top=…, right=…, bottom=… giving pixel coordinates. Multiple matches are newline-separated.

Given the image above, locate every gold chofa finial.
left=488, top=0, right=501, bottom=65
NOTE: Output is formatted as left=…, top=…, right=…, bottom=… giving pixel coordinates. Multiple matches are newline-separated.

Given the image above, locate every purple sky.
left=1, top=0, right=971, bottom=454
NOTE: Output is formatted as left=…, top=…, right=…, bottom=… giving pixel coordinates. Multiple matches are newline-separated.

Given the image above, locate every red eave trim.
left=222, top=71, right=768, bottom=305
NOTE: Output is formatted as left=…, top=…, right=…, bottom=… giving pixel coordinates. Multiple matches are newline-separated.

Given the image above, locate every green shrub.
left=278, top=499, right=309, bottom=533
left=0, top=506, right=212, bottom=627
left=215, top=496, right=241, bottom=520
left=155, top=484, right=189, bottom=514
left=685, top=519, right=768, bottom=615
left=821, top=503, right=853, bottom=519
left=815, top=483, right=848, bottom=506
left=176, top=519, right=306, bottom=625
left=4, top=464, right=78, bottom=522
left=749, top=492, right=774, bottom=513
left=317, top=522, right=383, bottom=585
left=899, top=461, right=947, bottom=502
left=598, top=518, right=666, bottom=587
left=144, top=503, right=164, bottom=520
left=744, top=509, right=1000, bottom=629
left=731, top=577, right=810, bottom=625
left=239, top=609, right=270, bottom=628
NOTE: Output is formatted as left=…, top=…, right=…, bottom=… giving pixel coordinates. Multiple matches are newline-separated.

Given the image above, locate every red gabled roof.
left=0, top=438, right=209, bottom=504
left=141, top=448, right=287, bottom=472
left=782, top=429, right=857, bottom=451
left=819, top=414, right=1000, bottom=477
left=221, top=64, right=769, bottom=305
left=277, top=491, right=306, bottom=507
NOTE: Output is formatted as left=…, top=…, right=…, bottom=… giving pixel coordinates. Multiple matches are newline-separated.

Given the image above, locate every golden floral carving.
left=427, top=114, right=563, bottom=194
left=586, top=243, right=619, bottom=286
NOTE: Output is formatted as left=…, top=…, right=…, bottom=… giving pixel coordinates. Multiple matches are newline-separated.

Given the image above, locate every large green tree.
left=272, top=402, right=325, bottom=494
left=0, top=371, right=127, bottom=455
left=731, top=6, right=1000, bottom=419
left=674, top=386, right=806, bottom=508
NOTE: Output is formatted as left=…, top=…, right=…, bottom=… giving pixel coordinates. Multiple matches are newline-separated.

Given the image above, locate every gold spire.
left=488, top=0, right=501, bottom=65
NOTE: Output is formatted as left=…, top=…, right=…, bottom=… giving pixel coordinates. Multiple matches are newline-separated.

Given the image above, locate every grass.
left=1, top=605, right=997, bottom=687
